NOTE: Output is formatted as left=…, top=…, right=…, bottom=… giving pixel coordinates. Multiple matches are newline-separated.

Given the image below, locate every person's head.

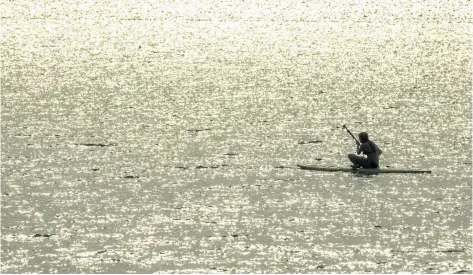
left=359, top=132, right=369, bottom=143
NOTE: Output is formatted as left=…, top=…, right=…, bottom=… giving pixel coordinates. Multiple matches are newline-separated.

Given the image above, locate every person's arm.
left=356, top=141, right=362, bottom=155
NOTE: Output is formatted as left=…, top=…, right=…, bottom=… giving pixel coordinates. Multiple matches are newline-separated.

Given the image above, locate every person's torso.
left=361, top=140, right=379, bottom=164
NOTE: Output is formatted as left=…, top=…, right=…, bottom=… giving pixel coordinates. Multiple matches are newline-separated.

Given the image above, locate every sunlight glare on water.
left=1, top=0, right=471, bottom=273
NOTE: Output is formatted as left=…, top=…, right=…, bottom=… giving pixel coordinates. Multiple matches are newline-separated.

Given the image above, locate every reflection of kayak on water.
left=297, top=165, right=432, bottom=174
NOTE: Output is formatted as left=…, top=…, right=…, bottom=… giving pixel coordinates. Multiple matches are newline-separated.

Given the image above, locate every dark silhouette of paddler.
left=347, top=131, right=382, bottom=169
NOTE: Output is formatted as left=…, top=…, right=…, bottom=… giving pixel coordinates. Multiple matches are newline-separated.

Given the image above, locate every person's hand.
left=356, top=140, right=360, bottom=146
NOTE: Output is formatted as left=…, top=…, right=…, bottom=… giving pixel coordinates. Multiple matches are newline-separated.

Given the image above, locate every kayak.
left=297, top=165, right=432, bottom=174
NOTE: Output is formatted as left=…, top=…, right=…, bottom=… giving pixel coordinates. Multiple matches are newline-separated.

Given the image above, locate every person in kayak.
left=348, top=132, right=382, bottom=169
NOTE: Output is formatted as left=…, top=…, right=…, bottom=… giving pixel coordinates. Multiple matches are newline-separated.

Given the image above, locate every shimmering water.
left=1, top=0, right=472, bottom=273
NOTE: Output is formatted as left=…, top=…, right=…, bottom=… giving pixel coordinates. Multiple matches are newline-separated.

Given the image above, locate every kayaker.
left=348, top=132, right=382, bottom=169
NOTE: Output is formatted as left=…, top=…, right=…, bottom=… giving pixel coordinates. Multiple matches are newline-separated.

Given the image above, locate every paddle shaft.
left=343, top=125, right=359, bottom=143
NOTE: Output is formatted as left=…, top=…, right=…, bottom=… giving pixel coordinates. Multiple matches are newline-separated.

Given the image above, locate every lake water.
left=1, top=0, right=472, bottom=273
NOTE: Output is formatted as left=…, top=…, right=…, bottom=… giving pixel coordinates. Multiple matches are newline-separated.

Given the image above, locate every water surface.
left=1, top=0, right=471, bottom=273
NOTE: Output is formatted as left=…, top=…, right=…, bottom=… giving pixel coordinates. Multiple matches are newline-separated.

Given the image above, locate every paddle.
left=342, top=124, right=359, bottom=144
